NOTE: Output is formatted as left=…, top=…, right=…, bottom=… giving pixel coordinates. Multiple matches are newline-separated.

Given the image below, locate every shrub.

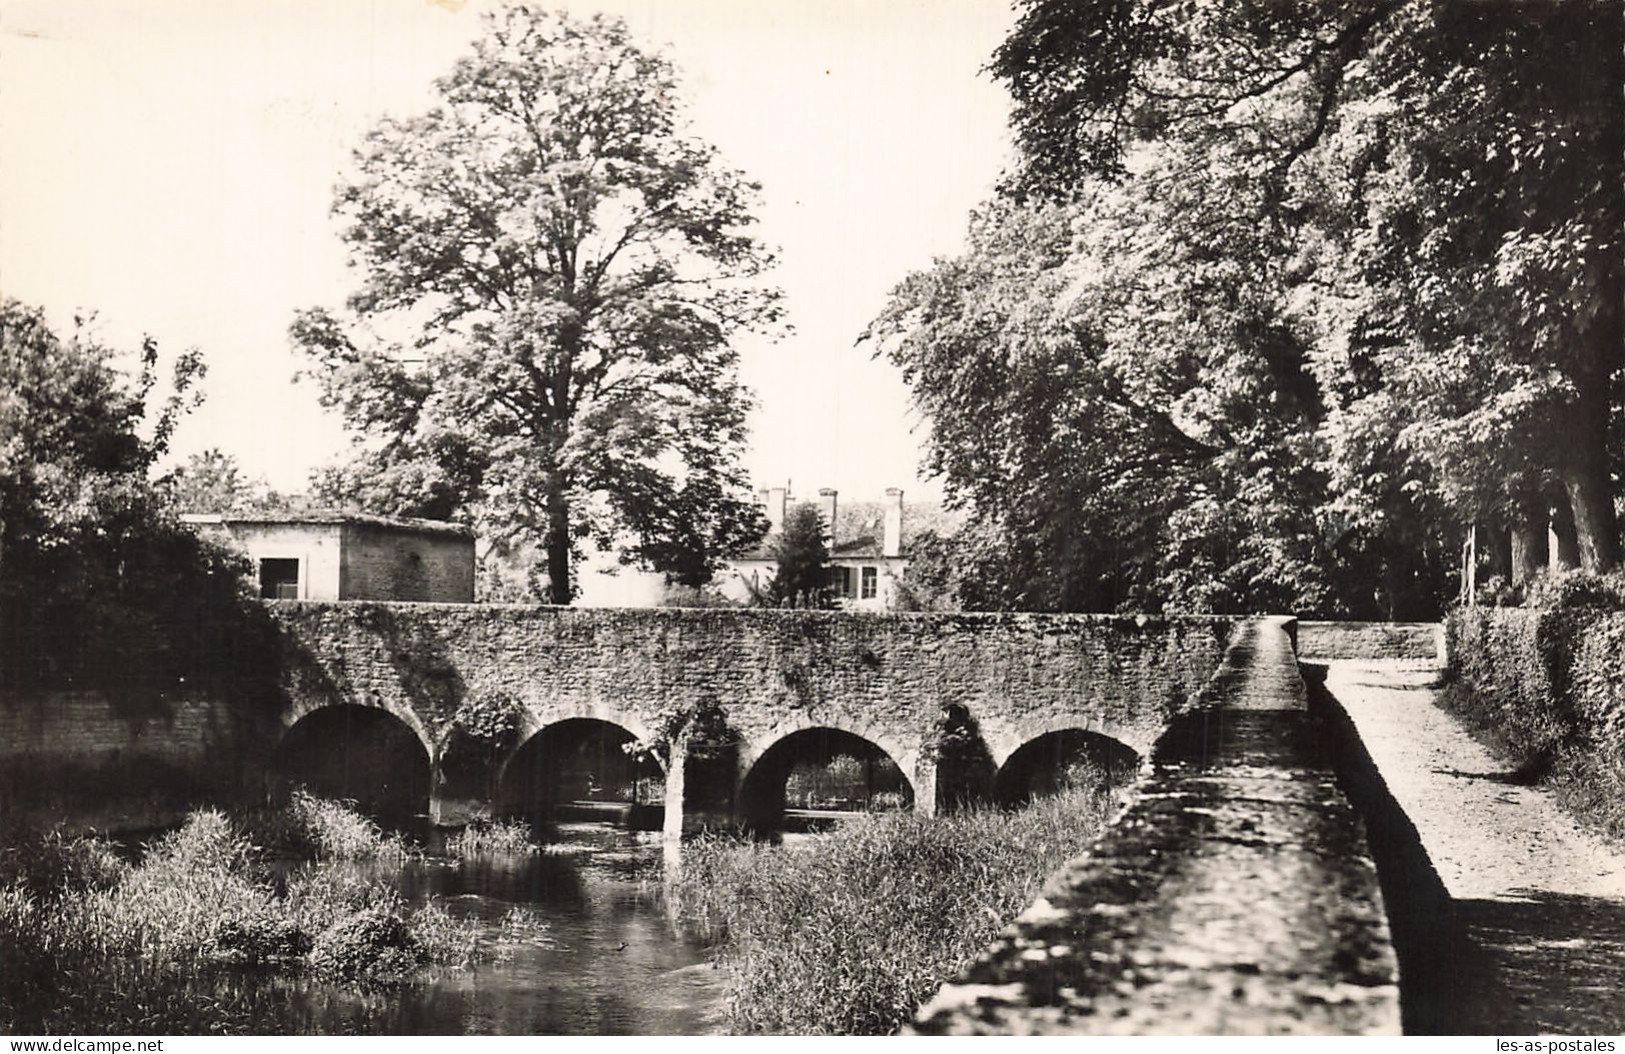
left=443, top=819, right=537, bottom=857
left=249, top=790, right=416, bottom=861
left=1446, top=606, right=1625, bottom=843
left=1517, top=569, right=1625, bottom=611
left=668, top=781, right=1117, bottom=1034
left=0, top=807, right=479, bottom=1034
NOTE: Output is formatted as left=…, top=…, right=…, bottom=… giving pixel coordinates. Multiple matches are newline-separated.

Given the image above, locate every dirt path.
left=1315, top=661, right=1625, bottom=1035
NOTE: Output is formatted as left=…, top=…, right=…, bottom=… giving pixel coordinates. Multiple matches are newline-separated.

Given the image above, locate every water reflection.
left=278, top=821, right=726, bottom=1036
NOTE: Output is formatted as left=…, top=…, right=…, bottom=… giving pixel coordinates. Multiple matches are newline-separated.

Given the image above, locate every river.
left=268, top=820, right=728, bottom=1035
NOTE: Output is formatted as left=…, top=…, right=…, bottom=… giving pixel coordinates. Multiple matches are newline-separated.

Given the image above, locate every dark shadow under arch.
left=740, top=727, right=913, bottom=832
left=498, top=718, right=664, bottom=825
left=276, top=706, right=431, bottom=826
left=994, top=729, right=1139, bottom=807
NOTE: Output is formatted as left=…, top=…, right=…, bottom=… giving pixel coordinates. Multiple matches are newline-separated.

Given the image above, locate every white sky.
left=0, top=0, right=1014, bottom=506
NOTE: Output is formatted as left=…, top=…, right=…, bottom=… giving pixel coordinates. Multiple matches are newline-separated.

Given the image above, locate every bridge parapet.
left=264, top=603, right=1233, bottom=827
left=911, top=617, right=1401, bottom=1035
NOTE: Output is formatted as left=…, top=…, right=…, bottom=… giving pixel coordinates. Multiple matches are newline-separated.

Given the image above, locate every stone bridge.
left=265, top=602, right=1232, bottom=833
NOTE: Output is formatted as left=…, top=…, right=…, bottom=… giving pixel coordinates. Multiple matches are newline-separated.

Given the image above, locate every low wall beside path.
left=911, top=616, right=1401, bottom=1036
left=1295, top=621, right=1444, bottom=663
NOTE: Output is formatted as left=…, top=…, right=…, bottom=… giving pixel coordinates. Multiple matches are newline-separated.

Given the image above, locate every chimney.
left=818, top=488, right=838, bottom=544
left=883, top=488, right=904, bottom=558
left=765, top=486, right=788, bottom=536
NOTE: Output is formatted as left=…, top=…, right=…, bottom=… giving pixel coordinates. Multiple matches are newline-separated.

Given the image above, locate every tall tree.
left=988, top=0, right=1624, bottom=572
left=0, top=300, right=250, bottom=692
left=765, top=503, right=834, bottom=609
left=294, top=5, right=779, bottom=602
left=867, top=183, right=1349, bottom=614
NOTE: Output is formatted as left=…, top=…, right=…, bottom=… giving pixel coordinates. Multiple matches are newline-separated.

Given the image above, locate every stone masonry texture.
left=266, top=603, right=1233, bottom=814
left=1295, top=621, right=1443, bottom=663
left=910, top=618, right=1401, bottom=1036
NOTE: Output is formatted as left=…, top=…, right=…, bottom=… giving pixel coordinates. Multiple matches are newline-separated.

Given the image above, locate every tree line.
left=866, top=0, right=1622, bottom=618
left=7, top=3, right=1616, bottom=625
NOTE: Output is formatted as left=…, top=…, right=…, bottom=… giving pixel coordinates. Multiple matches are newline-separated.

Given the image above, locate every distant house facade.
left=182, top=512, right=476, bottom=603
left=719, top=487, right=952, bottom=612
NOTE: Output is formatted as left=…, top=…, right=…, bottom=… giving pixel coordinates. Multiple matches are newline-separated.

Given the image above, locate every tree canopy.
left=869, top=0, right=1618, bottom=613
left=294, top=5, right=778, bottom=602
left=765, top=503, right=834, bottom=609
left=0, top=300, right=254, bottom=692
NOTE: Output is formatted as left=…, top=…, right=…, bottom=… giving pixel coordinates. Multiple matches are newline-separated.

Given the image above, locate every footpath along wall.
left=912, top=617, right=1401, bottom=1036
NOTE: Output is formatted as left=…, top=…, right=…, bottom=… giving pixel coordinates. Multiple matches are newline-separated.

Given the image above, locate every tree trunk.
left=1562, top=320, right=1620, bottom=572
left=1563, top=466, right=1619, bottom=573
left=1510, top=506, right=1549, bottom=585
left=1563, top=5, right=1625, bottom=573
left=1550, top=499, right=1580, bottom=570
left=1483, top=523, right=1512, bottom=583
left=545, top=481, right=573, bottom=605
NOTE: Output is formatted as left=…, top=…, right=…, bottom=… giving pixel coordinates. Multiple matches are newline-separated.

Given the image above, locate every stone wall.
left=912, top=618, right=1401, bottom=1035
left=3, top=604, right=1232, bottom=834
left=340, top=523, right=475, bottom=602
left=1295, top=621, right=1443, bottom=662
left=0, top=690, right=257, bottom=834
left=267, top=604, right=1233, bottom=819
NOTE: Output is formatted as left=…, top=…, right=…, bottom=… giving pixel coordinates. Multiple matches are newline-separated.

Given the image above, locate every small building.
left=719, top=487, right=955, bottom=611
left=182, top=512, right=476, bottom=603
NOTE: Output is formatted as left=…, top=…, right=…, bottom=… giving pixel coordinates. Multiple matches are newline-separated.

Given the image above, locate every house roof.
left=738, top=498, right=965, bottom=562
left=181, top=510, right=474, bottom=541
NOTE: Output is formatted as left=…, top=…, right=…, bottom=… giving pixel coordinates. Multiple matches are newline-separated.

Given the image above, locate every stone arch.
left=497, top=713, right=665, bottom=823
left=274, top=703, right=433, bottom=825
left=737, top=720, right=918, bottom=830
left=992, top=726, right=1141, bottom=807
left=737, top=713, right=919, bottom=788
left=986, top=713, right=1146, bottom=770
left=280, top=694, right=436, bottom=759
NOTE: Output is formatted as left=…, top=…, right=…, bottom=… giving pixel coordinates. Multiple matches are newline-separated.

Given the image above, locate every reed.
left=443, top=818, right=538, bottom=857
left=0, top=809, right=477, bottom=1034
left=667, top=779, right=1120, bottom=1035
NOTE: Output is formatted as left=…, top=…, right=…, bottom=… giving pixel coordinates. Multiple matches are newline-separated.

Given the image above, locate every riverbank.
left=668, top=781, right=1120, bottom=1034
left=0, top=806, right=486, bottom=1034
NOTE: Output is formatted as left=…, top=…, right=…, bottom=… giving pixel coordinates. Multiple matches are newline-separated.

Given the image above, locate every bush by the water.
left=667, top=780, right=1119, bottom=1034
left=245, top=788, right=417, bottom=861
left=0, top=809, right=478, bottom=1034
left=443, top=818, right=537, bottom=857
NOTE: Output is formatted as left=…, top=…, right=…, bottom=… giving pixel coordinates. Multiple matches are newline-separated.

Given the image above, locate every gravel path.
left=1319, top=661, right=1625, bottom=1035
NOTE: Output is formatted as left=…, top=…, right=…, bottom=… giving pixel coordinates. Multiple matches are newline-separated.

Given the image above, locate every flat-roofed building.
left=182, top=512, right=476, bottom=603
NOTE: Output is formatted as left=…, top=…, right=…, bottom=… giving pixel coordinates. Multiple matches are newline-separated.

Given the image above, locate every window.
left=861, top=566, right=878, bottom=599
left=828, top=566, right=853, bottom=597
left=259, top=558, right=300, bottom=599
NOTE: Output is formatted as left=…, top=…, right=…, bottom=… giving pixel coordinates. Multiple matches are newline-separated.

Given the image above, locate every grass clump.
left=444, top=818, right=537, bottom=857
left=0, top=809, right=478, bottom=1034
left=668, top=780, right=1119, bottom=1035
left=247, top=789, right=417, bottom=861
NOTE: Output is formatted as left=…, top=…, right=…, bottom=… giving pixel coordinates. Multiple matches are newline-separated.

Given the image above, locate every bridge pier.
left=663, top=739, right=687, bottom=841
left=912, top=756, right=939, bottom=819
